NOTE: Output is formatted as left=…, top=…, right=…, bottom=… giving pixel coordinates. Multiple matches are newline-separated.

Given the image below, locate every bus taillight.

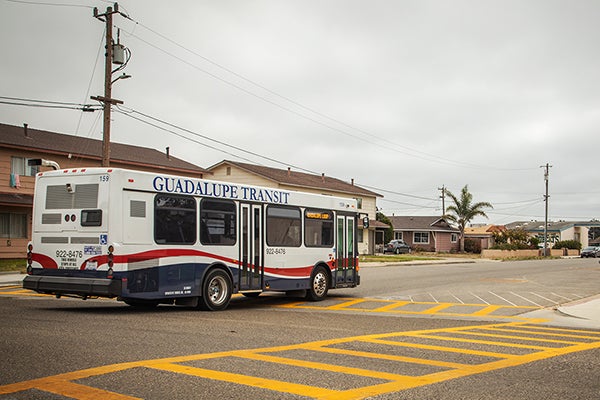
left=107, top=245, right=114, bottom=278
left=26, top=243, right=33, bottom=274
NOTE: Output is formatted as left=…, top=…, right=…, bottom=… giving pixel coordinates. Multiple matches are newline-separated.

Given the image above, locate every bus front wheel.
left=199, top=269, right=232, bottom=311
left=305, top=266, right=329, bottom=301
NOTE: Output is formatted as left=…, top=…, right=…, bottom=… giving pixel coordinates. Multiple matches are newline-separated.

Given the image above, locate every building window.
left=11, top=157, right=39, bottom=177
left=451, top=233, right=458, bottom=243
left=394, top=232, right=403, bottom=240
left=0, top=213, right=28, bottom=238
left=353, top=197, right=363, bottom=209
left=357, top=229, right=363, bottom=243
left=413, top=232, right=429, bottom=244
left=226, top=166, right=231, bottom=176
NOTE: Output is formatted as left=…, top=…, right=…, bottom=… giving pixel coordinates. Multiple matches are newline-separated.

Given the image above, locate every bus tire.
left=305, top=266, right=329, bottom=301
left=199, top=269, right=232, bottom=311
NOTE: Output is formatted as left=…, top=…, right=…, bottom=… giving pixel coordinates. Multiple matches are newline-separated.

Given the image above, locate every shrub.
left=464, top=238, right=481, bottom=254
left=552, top=240, right=581, bottom=250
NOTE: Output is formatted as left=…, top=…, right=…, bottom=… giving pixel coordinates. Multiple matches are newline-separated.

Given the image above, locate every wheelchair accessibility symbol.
left=100, top=234, right=108, bottom=245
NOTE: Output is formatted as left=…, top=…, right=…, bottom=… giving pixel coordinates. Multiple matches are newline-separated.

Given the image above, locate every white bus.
left=23, top=168, right=360, bottom=310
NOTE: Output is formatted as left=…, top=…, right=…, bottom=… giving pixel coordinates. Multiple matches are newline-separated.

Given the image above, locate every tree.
left=376, top=212, right=394, bottom=243
left=444, top=185, right=493, bottom=252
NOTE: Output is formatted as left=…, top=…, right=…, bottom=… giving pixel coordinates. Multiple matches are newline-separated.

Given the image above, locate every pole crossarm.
left=90, top=96, right=124, bottom=105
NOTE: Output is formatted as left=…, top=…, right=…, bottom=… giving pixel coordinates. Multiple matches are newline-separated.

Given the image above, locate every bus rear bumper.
left=23, top=275, right=122, bottom=298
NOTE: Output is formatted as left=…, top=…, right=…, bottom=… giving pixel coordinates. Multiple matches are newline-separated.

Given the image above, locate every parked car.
left=581, top=246, right=600, bottom=258
left=384, top=239, right=411, bottom=254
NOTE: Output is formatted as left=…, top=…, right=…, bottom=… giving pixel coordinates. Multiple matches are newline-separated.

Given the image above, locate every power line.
left=5, top=0, right=92, bottom=8
left=115, top=17, right=538, bottom=172
left=0, top=97, right=99, bottom=111
left=114, top=105, right=321, bottom=175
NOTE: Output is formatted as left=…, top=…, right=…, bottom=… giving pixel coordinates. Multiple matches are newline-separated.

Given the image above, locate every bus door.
left=336, top=214, right=358, bottom=285
left=239, top=203, right=263, bottom=291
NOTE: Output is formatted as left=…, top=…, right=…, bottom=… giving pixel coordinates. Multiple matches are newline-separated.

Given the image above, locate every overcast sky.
left=2, top=0, right=599, bottom=225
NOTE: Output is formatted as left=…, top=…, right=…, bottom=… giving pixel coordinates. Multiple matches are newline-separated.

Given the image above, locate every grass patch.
left=0, top=259, right=26, bottom=273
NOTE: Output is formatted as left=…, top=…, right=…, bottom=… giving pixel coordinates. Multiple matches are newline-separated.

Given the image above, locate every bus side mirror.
left=362, top=217, right=369, bottom=229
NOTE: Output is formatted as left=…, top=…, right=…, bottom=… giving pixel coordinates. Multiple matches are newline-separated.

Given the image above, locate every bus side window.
left=154, top=194, right=196, bottom=245
left=304, top=209, right=334, bottom=247
left=200, top=199, right=236, bottom=245
left=266, top=205, right=301, bottom=247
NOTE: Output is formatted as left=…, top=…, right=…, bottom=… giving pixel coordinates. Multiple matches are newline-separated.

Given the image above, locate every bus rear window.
left=154, top=194, right=196, bottom=245
left=81, top=209, right=102, bottom=227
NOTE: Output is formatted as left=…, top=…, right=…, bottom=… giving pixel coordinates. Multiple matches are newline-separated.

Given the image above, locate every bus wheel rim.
left=208, top=276, right=227, bottom=305
left=313, top=271, right=327, bottom=297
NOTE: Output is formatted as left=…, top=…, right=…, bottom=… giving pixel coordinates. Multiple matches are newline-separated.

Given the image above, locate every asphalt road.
left=0, top=258, right=598, bottom=399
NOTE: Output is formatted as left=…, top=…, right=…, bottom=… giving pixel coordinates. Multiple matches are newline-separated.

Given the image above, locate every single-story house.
left=386, top=215, right=460, bottom=253
left=505, top=220, right=600, bottom=248
left=464, top=224, right=506, bottom=250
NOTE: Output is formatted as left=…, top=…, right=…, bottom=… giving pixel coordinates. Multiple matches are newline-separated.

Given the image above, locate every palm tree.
left=444, top=185, right=493, bottom=252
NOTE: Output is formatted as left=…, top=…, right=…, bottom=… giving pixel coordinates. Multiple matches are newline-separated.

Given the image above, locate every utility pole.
left=541, top=163, right=552, bottom=256
left=92, top=3, right=129, bottom=167
left=438, top=185, right=446, bottom=215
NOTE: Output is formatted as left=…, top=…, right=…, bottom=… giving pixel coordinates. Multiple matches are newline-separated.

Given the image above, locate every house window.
left=414, top=232, right=429, bottom=244
left=226, top=166, right=231, bottom=176
left=0, top=213, right=28, bottom=238
left=394, top=232, right=403, bottom=240
left=357, top=229, right=363, bottom=243
left=451, top=233, right=458, bottom=243
left=11, top=157, right=39, bottom=177
left=353, top=198, right=363, bottom=209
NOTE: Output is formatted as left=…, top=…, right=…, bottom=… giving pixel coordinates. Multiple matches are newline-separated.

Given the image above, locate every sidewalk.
left=519, top=295, right=600, bottom=330
left=0, top=272, right=25, bottom=286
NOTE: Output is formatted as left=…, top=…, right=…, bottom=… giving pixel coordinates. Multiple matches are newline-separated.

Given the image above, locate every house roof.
left=0, top=123, right=207, bottom=175
left=387, top=215, right=459, bottom=233
left=505, top=220, right=600, bottom=233
left=361, top=219, right=390, bottom=229
left=0, top=193, right=33, bottom=206
left=209, top=160, right=381, bottom=198
left=464, top=224, right=506, bottom=236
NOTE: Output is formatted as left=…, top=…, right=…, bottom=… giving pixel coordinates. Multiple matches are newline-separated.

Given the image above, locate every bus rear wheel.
left=305, top=266, right=329, bottom=301
left=199, top=269, right=232, bottom=311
